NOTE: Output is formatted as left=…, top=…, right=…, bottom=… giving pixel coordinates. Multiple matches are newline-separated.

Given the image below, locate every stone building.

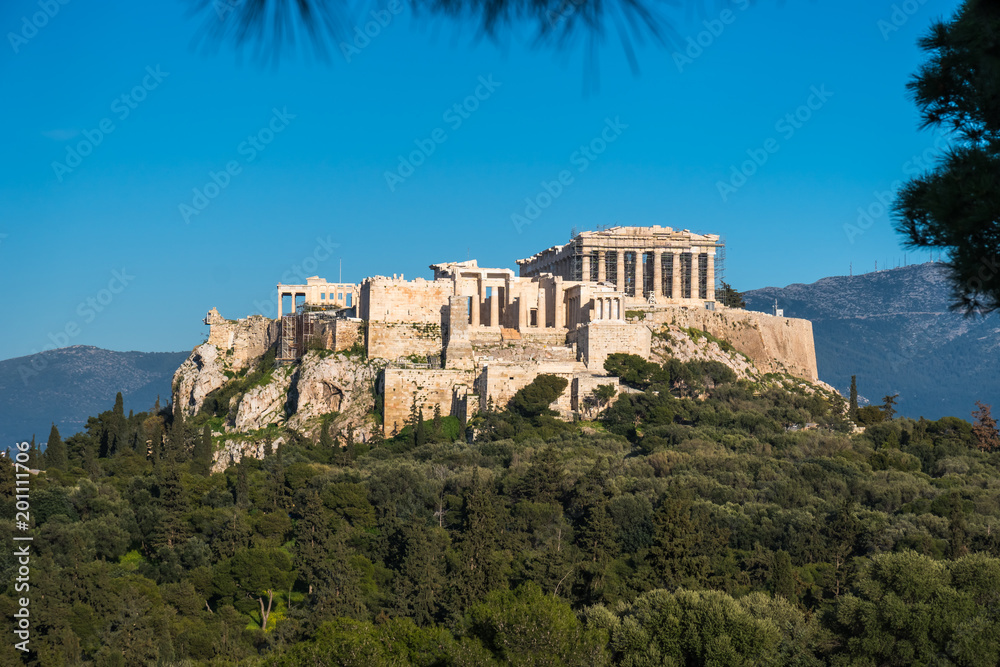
left=244, top=225, right=818, bottom=436
left=516, top=225, right=722, bottom=307
left=276, top=276, right=360, bottom=316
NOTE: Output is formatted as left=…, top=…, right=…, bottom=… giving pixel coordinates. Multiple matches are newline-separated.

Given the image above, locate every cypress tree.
left=432, top=404, right=442, bottom=440
left=45, top=423, right=67, bottom=471
left=849, top=375, right=859, bottom=419
left=415, top=408, right=427, bottom=447
left=192, top=423, right=213, bottom=476
left=28, top=434, right=38, bottom=469
left=236, top=457, right=250, bottom=509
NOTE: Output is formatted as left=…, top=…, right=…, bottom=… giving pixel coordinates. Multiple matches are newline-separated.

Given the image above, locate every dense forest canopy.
left=1, top=356, right=999, bottom=665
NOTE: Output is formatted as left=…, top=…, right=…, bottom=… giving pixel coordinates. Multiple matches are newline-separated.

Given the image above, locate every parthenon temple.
left=517, top=225, right=722, bottom=306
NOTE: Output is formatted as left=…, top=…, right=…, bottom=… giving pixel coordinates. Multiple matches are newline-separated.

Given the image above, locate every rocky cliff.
left=172, top=309, right=382, bottom=471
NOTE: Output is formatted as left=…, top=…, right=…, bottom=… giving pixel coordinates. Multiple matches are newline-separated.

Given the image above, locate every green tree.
left=881, top=394, right=899, bottom=420
left=432, top=403, right=443, bottom=440
left=718, top=280, right=747, bottom=308
left=849, top=375, right=859, bottom=420
left=45, top=423, right=67, bottom=471
left=470, top=582, right=608, bottom=666
left=893, top=0, right=1000, bottom=315
left=510, top=374, right=569, bottom=418
left=415, top=408, right=427, bottom=447
left=972, top=401, right=1000, bottom=451
left=594, top=384, right=616, bottom=408
left=455, top=471, right=507, bottom=607
left=192, top=423, right=214, bottom=476
left=235, top=458, right=250, bottom=509
left=226, top=547, right=296, bottom=630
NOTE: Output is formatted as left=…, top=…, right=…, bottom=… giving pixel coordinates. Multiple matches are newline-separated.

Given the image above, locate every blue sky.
left=0, top=0, right=961, bottom=359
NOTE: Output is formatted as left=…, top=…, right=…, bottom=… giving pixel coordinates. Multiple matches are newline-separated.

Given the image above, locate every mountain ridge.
left=745, top=262, right=1000, bottom=420
left=0, top=345, right=189, bottom=449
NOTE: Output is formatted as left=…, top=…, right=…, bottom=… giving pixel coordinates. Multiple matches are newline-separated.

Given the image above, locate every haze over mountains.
left=745, top=262, right=1000, bottom=420
left=0, top=346, right=188, bottom=451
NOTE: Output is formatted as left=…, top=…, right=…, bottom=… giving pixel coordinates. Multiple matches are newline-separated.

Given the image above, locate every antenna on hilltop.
left=339, top=258, right=342, bottom=283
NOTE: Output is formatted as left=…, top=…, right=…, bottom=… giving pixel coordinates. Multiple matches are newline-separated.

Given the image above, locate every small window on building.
left=320, top=293, right=326, bottom=300
left=338, top=293, right=344, bottom=302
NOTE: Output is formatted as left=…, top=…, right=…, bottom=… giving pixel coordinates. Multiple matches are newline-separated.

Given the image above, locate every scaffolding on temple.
left=715, top=237, right=726, bottom=294
left=569, top=243, right=584, bottom=282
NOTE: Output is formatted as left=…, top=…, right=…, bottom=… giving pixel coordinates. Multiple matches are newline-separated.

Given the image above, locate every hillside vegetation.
left=1, top=355, right=999, bottom=666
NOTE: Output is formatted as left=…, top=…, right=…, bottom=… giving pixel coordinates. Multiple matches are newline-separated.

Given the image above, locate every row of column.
left=593, top=296, right=622, bottom=321
left=581, top=249, right=715, bottom=301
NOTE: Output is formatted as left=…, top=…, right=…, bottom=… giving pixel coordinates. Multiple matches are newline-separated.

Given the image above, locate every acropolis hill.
left=173, top=226, right=823, bottom=466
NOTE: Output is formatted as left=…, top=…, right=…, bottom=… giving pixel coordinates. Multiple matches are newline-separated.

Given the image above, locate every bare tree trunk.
left=259, top=589, right=274, bottom=629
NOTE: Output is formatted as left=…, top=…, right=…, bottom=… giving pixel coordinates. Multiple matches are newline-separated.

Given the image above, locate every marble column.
left=470, top=280, right=480, bottom=327
left=554, top=280, right=565, bottom=328
left=653, top=252, right=662, bottom=299
left=581, top=253, right=591, bottom=282
left=672, top=250, right=682, bottom=301
left=490, top=286, right=499, bottom=327
left=706, top=251, right=716, bottom=302
left=597, top=250, right=606, bottom=282
left=616, top=251, right=625, bottom=294
left=637, top=250, right=646, bottom=298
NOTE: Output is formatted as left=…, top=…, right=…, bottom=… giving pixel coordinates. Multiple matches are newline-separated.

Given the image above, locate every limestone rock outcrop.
left=287, top=352, right=382, bottom=441
left=205, top=307, right=278, bottom=371
left=650, top=324, right=758, bottom=380
left=230, top=368, right=293, bottom=432
left=173, top=343, right=228, bottom=417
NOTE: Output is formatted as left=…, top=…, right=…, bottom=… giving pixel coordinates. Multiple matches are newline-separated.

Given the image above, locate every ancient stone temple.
left=276, top=276, right=360, bottom=317
left=516, top=225, right=722, bottom=307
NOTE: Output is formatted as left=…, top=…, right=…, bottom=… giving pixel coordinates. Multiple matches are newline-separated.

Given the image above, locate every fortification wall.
left=205, top=307, right=278, bottom=370
left=367, top=321, right=443, bottom=361
left=577, top=321, right=652, bottom=370
left=382, top=367, right=477, bottom=436
left=480, top=361, right=581, bottom=417
left=361, top=277, right=452, bottom=324
left=330, top=319, right=363, bottom=353
left=654, top=307, right=818, bottom=381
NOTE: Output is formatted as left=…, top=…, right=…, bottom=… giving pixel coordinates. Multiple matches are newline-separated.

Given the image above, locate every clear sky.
left=0, top=0, right=962, bottom=359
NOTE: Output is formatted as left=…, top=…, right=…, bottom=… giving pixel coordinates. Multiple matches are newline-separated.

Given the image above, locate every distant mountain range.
left=0, top=346, right=188, bottom=450
left=745, top=262, right=1000, bottom=420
